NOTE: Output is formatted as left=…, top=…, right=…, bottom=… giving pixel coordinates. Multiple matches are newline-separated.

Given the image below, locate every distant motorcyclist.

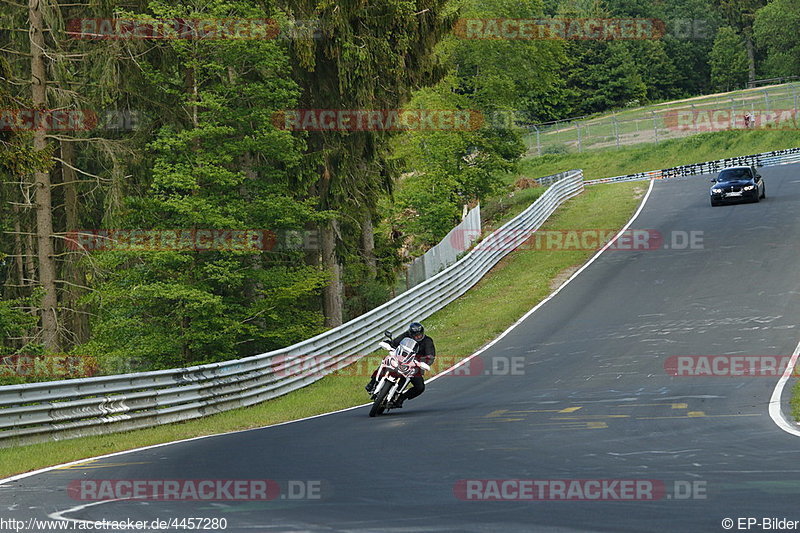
left=365, top=322, right=435, bottom=407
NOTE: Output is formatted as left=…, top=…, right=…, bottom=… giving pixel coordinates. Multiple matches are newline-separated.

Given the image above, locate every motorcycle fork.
left=388, top=376, right=409, bottom=404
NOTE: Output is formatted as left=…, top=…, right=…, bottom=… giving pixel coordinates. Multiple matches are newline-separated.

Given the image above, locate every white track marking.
left=49, top=498, right=131, bottom=526
left=768, top=339, right=800, bottom=436
left=0, top=403, right=370, bottom=486
left=0, top=179, right=656, bottom=488
left=429, top=178, right=656, bottom=383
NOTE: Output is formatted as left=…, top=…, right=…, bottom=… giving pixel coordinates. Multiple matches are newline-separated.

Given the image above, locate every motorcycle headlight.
left=743, top=185, right=755, bottom=191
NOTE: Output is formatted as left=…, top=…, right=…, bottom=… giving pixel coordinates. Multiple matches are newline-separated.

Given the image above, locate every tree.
left=712, top=0, right=767, bottom=85
left=282, top=0, right=454, bottom=327
left=390, top=78, right=522, bottom=246
left=2, top=0, right=144, bottom=354
left=566, top=42, right=648, bottom=114
left=0, top=51, right=52, bottom=353
left=385, top=0, right=563, bottom=255
left=28, top=0, right=59, bottom=351
left=709, top=26, right=749, bottom=91
left=753, top=0, right=800, bottom=77
left=80, top=0, right=330, bottom=371
left=627, top=40, right=683, bottom=102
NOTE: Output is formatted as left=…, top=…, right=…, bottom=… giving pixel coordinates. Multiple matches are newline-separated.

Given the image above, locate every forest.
left=1, top=0, right=797, bottom=379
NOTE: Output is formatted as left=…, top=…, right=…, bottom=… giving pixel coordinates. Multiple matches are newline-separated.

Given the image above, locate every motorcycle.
left=368, top=331, right=430, bottom=417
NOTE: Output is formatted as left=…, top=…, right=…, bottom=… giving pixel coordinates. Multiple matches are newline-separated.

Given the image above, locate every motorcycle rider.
left=365, top=322, right=435, bottom=408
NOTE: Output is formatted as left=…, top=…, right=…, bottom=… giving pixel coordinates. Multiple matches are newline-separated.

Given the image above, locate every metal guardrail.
left=583, top=147, right=800, bottom=186
left=0, top=171, right=584, bottom=447
left=406, top=204, right=481, bottom=289
left=534, top=170, right=577, bottom=187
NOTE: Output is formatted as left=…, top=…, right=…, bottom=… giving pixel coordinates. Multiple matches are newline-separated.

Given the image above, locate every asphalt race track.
left=3, top=164, right=800, bottom=532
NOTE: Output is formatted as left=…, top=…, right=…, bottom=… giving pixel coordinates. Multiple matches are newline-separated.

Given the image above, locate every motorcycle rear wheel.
left=369, top=381, right=393, bottom=417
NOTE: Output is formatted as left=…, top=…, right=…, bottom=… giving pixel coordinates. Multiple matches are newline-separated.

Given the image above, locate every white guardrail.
left=583, top=147, right=800, bottom=186
left=0, top=171, right=585, bottom=447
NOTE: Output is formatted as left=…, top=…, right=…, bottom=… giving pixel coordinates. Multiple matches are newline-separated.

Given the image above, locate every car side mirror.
left=710, top=178, right=717, bottom=183
left=383, top=330, right=392, bottom=340
left=754, top=175, right=761, bottom=181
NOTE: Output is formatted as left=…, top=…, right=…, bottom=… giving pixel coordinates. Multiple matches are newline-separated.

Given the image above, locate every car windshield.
left=716, top=169, right=752, bottom=182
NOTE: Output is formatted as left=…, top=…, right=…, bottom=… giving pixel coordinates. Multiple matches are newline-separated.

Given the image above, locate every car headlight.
left=711, top=188, right=723, bottom=194
left=743, top=185, right=755, bottom=191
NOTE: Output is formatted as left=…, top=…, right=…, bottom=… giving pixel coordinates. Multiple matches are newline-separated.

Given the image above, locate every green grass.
left=5, top=127, right=798, bottom=474
left=520, top=129, right=800, bottom=182
left=481, top=184, right=547, bottom=231
left=0, top=180, right=642, bottom=479
left=524, top=82, right=800, bottom=152
left=792, top=381, right=800, bottom=422
left=424, top=180, right=643, bottom=358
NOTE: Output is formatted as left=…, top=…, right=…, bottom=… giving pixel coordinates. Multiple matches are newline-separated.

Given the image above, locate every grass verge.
left=520, top=129, right=800, bottom=181
left=791, top=381, right=800, bottom=422
left=0, top=180, right=642, bottom=479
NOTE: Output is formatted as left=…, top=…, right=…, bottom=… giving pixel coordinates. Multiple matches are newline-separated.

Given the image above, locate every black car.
left=710, top=166, right=766, bottom=206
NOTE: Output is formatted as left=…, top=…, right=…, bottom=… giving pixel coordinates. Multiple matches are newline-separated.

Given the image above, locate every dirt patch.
left=549, top=265, right=581, bottom=291
left=632, top=185, right=646, bottom=199
left=514, top=177, right=541, bottom=190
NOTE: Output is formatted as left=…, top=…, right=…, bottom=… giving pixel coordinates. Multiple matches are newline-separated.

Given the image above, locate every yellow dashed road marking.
left=551, top=414, right=630, bottom=420
left=613, top=403, right=688, bottom=409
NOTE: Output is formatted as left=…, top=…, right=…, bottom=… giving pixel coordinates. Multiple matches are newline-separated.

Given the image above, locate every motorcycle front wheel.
left=369, top=381, right=393, bottom=417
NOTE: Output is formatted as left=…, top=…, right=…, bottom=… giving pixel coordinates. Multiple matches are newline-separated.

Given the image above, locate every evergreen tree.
left=709, top=26, right=749, bottom=91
